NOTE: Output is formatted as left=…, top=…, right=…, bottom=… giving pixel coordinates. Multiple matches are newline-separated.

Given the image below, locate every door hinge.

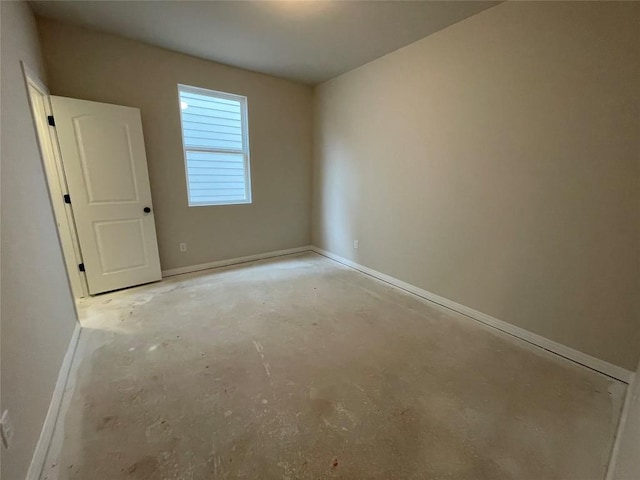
left=47, top=115, right=56, bottom=127
left=63, top=194, right=71, bottom=204
left=78, top=263, right=85, bottom=272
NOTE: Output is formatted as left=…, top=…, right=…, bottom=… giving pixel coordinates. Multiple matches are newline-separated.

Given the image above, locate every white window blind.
left=178, top=85, right=251, bottom=206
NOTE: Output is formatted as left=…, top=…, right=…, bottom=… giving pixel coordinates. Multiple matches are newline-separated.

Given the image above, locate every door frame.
left=21, top=62, right=89, bottom=298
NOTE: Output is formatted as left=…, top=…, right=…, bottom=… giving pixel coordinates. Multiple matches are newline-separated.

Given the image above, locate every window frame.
left=177, top=84, right=252, bottom=207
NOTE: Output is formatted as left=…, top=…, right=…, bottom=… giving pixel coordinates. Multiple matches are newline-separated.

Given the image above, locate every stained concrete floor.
left=42, top=252, right=625, bottom=480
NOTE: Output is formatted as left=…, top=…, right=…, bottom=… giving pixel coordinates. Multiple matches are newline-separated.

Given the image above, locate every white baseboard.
left=26, top=321, right=82, bottom=480
left=311, top=246, right=634, bottom=383
left=161, top=246, right=313, bottom=277
left=606, top=364, right=639, bottom=480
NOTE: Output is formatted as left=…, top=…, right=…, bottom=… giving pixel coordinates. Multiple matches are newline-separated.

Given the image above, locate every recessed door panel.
left=74, top=116, right=138, bottom=204
left=94, top=219, right=147, bottom=273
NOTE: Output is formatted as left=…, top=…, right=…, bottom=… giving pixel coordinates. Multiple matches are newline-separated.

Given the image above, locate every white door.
left=51, top=96, right=162, bottom=294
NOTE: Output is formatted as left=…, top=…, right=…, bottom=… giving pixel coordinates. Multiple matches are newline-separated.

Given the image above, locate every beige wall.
left=0, top=2, right=78, bottom=479
left=313, top=1, right=640, bottom=370
left=36, top=18, right=313, bottom=272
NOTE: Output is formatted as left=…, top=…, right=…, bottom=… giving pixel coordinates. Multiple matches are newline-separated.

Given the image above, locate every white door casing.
left=22, top=64, right=87, bottom=298
left=51, top=96, right=162, bottom=294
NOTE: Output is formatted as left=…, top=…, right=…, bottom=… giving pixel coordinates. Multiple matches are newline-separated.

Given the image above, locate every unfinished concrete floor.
left=42, top=252, right=625, bottom=480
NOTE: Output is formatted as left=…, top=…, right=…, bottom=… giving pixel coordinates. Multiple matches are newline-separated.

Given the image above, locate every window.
left=178, top=84, right=251, bottom=206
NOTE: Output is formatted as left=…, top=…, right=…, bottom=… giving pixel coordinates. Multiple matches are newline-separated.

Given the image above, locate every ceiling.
left=30, top=1, right=500, bottom=85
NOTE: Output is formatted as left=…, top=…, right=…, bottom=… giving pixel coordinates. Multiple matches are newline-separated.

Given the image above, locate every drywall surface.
left=313, top=1, right=640, bottom=369
left=612, top=359, right=640, bottom=480
left=36, top=18, right=313, bottom=271
left=0, top=2, right=78, bottom=478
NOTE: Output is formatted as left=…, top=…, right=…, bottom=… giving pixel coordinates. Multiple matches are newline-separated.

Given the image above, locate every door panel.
left=51, top=96, right=162, bottom=294
left=94, top=219, right=147, bottom=273
left=75, top=116, right=138, bottom=203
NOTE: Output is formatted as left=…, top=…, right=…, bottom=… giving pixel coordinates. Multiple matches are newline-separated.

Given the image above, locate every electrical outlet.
left=1, top=410, right=14, bottom=449
left=179, top=242, right=187, bottom=252
left=353, top=240, right=359, bottom=249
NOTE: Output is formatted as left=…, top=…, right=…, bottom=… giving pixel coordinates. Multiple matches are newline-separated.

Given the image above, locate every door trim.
left=21, top=62, right=88, bottom=298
